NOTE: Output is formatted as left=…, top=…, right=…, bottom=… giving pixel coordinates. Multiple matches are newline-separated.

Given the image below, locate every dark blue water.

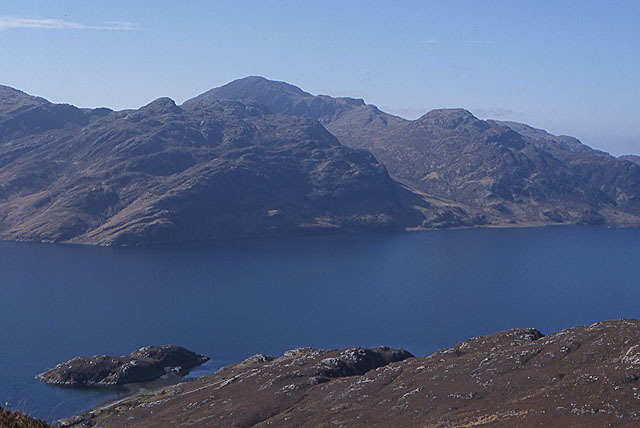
left=1, top=227, right=639, bottom=421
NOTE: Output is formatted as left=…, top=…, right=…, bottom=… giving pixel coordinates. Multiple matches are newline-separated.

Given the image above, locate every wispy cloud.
left=460, top=40, right=494, bottom=45
left=420, top=39, right=495, bottom=46
left=0, top=16, right=142, bottom=31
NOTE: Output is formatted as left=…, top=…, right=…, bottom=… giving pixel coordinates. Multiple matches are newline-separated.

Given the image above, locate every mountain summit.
left=185, top=76, right=370, bottom=123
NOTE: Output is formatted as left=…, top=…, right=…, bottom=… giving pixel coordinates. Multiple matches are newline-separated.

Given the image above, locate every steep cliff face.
left=0, top=86, right=451, bottom=246
left=200, top=77, right=640, bottom=226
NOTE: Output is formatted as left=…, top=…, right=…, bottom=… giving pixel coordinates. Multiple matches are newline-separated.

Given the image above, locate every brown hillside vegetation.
left=0, top=407, right=49, bottom=428
left=65, top=319, right=640, bottom=428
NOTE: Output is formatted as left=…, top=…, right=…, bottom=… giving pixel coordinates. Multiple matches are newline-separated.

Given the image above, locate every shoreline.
left=2, top=221, right=639, bottom=250
left=55, top=318, right=640, bottom=427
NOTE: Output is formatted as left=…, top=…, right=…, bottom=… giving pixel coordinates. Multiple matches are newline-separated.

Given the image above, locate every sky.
left=0, top=0, right=638, bottom=155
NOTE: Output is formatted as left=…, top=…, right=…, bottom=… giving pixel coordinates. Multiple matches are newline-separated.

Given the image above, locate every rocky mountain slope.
left=64, top=319, right=640, bottom=428
left=197, top=76, right=640, bottom=226
left=0, top=85, right=471, bottom=246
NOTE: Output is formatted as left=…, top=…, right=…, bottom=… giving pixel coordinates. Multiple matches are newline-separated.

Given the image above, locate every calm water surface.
left=1, top=226, right=639, bottom=421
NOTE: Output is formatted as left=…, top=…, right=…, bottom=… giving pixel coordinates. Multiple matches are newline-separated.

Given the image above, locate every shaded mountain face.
left=0, top=87, right=447, bottom=246
left=200, top=77, right=640, bottom=226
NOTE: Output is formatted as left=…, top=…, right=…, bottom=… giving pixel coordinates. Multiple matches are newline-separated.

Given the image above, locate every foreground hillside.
left=198, top=76, right=640, bottom=226
left=0, top=407, right=49, bottom=428
left=0, top=85, right=468, bottom=246
left=63, top=319, right=640, bottom=427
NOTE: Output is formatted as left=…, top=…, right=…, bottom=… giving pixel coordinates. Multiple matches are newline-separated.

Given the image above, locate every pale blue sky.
left=1, top=0, right=638, bottom=155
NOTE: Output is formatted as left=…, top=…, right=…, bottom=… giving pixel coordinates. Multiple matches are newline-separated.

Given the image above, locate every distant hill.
left=0, top=85, right=472, bottom=246
left=198, top=76, right=640, bottom=226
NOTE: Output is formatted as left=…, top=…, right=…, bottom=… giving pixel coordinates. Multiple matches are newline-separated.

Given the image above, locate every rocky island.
left=36, top=345, right=209, bottom=387
left=47, top=319, right=640, bottom=428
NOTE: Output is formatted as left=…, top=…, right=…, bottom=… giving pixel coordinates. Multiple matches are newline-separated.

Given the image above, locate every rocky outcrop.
left=68, top=319, right=640, bottom=427
left=36, top=345, right=209, bottom=387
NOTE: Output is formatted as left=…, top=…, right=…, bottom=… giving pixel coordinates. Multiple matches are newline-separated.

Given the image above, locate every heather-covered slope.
left=0, top=85, right=463, bottom=246
left=67, top=319, right=640, bottom=428
left=198, top=76, right=640, bottom=226
left=0, top=407, right=50, bottom=428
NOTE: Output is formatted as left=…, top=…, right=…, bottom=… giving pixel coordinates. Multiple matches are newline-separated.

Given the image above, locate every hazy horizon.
left=1, top=1, right=638, bottom=155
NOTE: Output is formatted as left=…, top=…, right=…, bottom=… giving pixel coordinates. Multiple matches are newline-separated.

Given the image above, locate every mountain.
left=489, top=120, right=598, bottom=154
left=184, top=76, right=373, bottom=123
left=199, top=76, right=640, bottom=226
left=67, top=319, right=640, bottom=428
left=0, top=85, right=472, bottom=246
left=620, top=154, right=640, bottom=165
left=2, top=77, right=640, bottom=247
